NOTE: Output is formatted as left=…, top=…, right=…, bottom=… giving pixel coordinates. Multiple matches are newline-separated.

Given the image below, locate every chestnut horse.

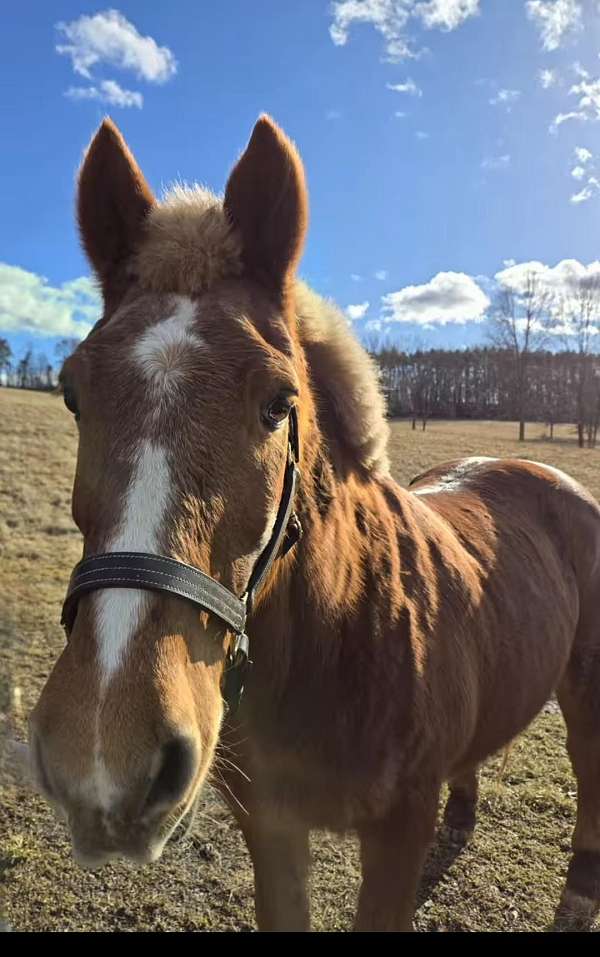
left=28, top=116, right=600, bottom=931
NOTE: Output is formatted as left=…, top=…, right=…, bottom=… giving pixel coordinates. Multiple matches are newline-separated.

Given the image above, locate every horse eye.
left=63, top=385, right=79, bottom=420
left=263, top=394, right=293, bottom=430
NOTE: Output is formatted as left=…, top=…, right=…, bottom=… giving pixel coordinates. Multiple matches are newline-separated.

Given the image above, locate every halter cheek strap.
left=60, top=408, right=301, bottom=712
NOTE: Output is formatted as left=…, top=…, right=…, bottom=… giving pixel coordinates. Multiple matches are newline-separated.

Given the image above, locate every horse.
left=25, top=115, right=600, bottom=931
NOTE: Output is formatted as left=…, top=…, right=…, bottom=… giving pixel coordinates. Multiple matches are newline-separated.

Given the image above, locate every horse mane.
left=293, top=282, right=389, bottom=476
left=136, top=185, right=390, bottom=477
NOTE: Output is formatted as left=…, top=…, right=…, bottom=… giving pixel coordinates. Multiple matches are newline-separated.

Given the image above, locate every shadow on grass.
left=416, top=827, right=471, bottom=910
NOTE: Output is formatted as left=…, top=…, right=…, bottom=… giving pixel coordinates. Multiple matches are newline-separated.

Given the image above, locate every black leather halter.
left=61, top=408, right=301, bottom=711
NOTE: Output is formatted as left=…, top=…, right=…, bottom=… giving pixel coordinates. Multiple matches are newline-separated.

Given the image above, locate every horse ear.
left=77, top=118, right=155, bottom=301
left=224, top=115, right=308, bottom=302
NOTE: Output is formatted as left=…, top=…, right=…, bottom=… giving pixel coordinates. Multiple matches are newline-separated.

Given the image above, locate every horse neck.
left=252, top=422, right=409, bottom=681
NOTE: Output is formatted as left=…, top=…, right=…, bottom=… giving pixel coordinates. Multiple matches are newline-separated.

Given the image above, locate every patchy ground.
left=1, top=389, right=599, bottom=931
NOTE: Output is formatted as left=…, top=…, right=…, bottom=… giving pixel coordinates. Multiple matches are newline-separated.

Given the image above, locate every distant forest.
left=374, top=347, right=600, bottom=448
left=2, top=334, right=599, bottom=449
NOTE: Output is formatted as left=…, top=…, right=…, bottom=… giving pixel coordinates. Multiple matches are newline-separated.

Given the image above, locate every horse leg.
left=442, top=766, right=478, bottom=845
left=224, top=809, right=311, bottom=930
left=213, top=754, right=311, bottom=931
left=354, top=780, right=440, bottom=931
left=246, top=815, right=311, bottom=931
left=557, top=653, right=600, bottom=926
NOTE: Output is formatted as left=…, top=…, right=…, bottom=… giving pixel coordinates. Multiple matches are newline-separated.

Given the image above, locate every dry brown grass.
left=1, top=389, right=599, bottom=932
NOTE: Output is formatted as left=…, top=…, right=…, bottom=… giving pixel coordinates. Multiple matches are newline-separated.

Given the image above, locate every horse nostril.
left=145, top=736, right=197, bottom=811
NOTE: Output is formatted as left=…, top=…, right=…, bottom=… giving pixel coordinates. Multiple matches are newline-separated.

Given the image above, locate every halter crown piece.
left=61, top=408, right=302, bottom=712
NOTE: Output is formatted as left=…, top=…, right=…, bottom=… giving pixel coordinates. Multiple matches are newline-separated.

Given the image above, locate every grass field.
left=1, top=388, right=599, bottom=932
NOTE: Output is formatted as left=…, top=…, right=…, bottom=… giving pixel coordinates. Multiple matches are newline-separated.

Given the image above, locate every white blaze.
left=94, top=441, right=171, bottom=680
left=132, top=295, right=204, bottom=395
left=94, top=296, right=202, bottom=680
left=85, top=298, right=200, bottom=809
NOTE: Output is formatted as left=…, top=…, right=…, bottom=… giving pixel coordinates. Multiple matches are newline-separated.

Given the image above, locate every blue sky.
left=2, top=0, right=600, bottom=363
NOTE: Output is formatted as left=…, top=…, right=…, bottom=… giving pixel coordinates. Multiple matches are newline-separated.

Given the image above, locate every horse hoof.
left=555, top=889, right=599, bottom=930
left=442, top=793, right=476, bottom=846
left=439, top=823, right=474, bottom=846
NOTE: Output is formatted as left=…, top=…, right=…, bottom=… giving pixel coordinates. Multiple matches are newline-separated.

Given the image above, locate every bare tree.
left=0, top=338, right=12, bottom=383
left=30, top=351, right=50, bottom=388
left=55, top=337, right=80, bottom=367
left=554, top=273, right=600, bottom=448
left=412, top=354, right=433, bottom=431
left=488, top=270, right=551, bottom=441
left=17, top=349, right=32, bottom=388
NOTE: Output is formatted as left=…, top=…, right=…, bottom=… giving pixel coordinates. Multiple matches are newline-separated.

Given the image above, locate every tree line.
left=0, top=338, right=77, bottom=391
left=373, top=346, right=600, bottom=447
left=373, top=267, right=600, bottom=448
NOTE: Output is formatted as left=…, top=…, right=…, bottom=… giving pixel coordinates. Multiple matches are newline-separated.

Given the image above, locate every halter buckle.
left=223, top=631, right=252, bottom=714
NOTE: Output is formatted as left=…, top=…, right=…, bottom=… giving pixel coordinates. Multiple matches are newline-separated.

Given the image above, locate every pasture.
left=1, top=387, right=599, bottom=932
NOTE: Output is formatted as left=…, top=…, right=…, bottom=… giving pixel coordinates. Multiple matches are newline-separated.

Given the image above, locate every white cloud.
left=394, top=110, right=408, bottom=117
left=495, top=258, right=600, bottom=299
left=374, top=269, right=388, bottom=280
left=571, top=184, right=595, bottom=203
left=564, top=147, right=598, bottom=201
left=571, top=174, right=600, bottom=203
left=329, top=0, right=480, bottom=61
left=65, top=78, right=143, bottom=108
left=351, top=273, right=363, bottom=281
left=326, top=108, right=343, bottom=119
left=575, top=145, right=592, bottom=164
left=572, top=61, right=588, bottom=79
left=415, top=130, right=429, bottom=139
left=549, top=70, right=600, bottom=132
left=481, top=154, right=511, bottom=170
left=416, top=0, right=480, bottom=31
left=539, top=68, right=559, bottom=88
left=381, top=271, right=490, bottom=325
left=494, top=260, right=549, bottom=292
left=494, top=259, right=600, bottom=339
left=330, top=0, right=415, bottom=59
left=56, top=10, right=177, bottom=82
left=347, top=301, right=370, bottom=320
left=526, top=0, right=582, bottom=52
left=550, top=110, right=584, bottom=132
left=387, top=79, right=422, bottom=96
left=566, top=76, right=600, bottom=120
left=489, top=88, right=521, bottom=109
left=0, top=265, right=100, bottom=338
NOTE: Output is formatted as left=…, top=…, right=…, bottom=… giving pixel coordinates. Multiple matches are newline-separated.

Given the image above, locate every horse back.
left=405, top=456, right=600, bottom=769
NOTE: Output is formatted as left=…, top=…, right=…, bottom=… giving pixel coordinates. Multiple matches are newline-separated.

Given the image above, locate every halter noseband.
left=60, top=408, right=302, bottom=712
